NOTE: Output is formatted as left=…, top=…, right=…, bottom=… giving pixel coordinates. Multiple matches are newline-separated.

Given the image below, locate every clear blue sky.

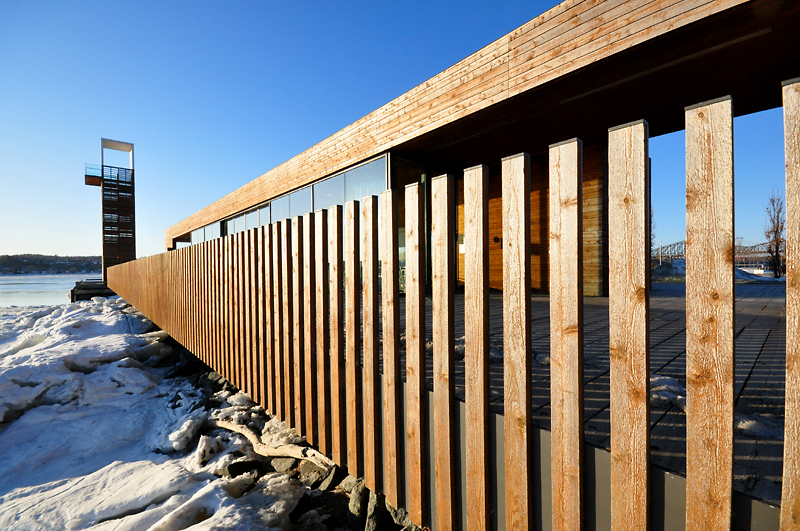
left=0, top=1, right=787, bottom=258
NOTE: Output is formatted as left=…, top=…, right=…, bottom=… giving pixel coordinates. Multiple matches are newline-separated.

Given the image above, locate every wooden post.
left=380, top=189, right=402, bottom=508
left=316, top=209, right=331, bottom=456
left=329, top=206, right=346, bottom=463
left=432, top=174, right=456, bottom=530
left=244, top=231, right=253, bottom=398
left=272, top=223, right=285, bottom=422
left=405, top=182, right=426, bottom=524
left=259, top=226, right=271, bottom=411
left=465, top=164, right=490, bottom=531
left=549, top=140, right=584, bottom=531
left=345, top=200, right=363, bottom=477
left=235, top=233, right=244, bottom=389
left=685, top=96, right=734, bottom=531
left=608, top=120, right=650, bottom=531
left=292, top=217, right=305, bottom=433
left=781, top=78, right=800, bottom=530
left=303, top=212, right=317, bottom=446
left=282, top=221, right=295, bottom=425
left=250, top=229, right=262, bottom=406
left=362, top=196, right=380, bottom=491
left=504, top=153, right=533, bottom=531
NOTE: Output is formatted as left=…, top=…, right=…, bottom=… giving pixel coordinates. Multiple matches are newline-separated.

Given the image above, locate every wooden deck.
left=393, top=281, right=786, bottom=506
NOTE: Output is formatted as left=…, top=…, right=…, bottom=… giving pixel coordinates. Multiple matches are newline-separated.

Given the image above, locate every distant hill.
left=0, top=254, right=101, bottom=275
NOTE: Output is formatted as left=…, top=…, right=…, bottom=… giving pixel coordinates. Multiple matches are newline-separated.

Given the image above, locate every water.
left=0, top=274, right=100, bottom=307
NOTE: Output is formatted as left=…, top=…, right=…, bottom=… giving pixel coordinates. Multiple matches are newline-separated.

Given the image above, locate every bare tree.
left=764, top=191, right=785, bottom=278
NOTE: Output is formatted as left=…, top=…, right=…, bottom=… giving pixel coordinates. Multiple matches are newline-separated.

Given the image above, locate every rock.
left=271, top=457, right=298, bottom=473
left=400, top=525, right=424, bottom=531
left=225, top=459, right=269, bottom=478
left=386, top=500, right=414, bottom=527
left=319, top=464, right=347, bottom=491
left=365, top=490, right=389, bottom=531
left=298, top=460, right=328, bottom=489
left=346, top=479, right=369, bottom=530
left=338, top=474, right=359, bottom=493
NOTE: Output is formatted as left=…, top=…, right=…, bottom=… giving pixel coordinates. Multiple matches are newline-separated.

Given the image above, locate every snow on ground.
left=0, top=299, right=306, bottom=530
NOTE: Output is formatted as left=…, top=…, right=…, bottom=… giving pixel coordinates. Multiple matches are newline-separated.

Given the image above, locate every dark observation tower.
left=72, top=139, right=136, bottom=301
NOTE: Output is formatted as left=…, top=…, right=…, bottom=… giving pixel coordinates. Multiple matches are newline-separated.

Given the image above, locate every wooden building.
left=110, top=1, right=800, bottom=529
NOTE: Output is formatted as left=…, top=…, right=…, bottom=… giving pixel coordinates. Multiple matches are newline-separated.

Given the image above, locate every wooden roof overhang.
left=165, top=0, right=800, bottom=249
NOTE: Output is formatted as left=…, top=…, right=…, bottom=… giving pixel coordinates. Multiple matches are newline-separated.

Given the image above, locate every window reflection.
left=271, top=196, right=289, bottom=222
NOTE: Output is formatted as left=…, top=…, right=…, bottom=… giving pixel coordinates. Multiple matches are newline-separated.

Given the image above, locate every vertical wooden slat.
left=292, top=217, right=305, bottom=432
left=465, top=164, right=490, bottom=531
left=244, top=231, right=253, bottom=398
left=303, top=212, right=317, bottom=446
left=405, top=183, right=426, bottom=524
left=345, top=200, right=363, bottom=478
left=251, top=229, right=261, bottom=406
left=608, top=120, right=650, bottom=531
left=432, top=174, right=456, bottom=530
left=264, top=226, right=275, bottom=415
left=685, top=96, right=734, bottom=531
left=329, top=206, right=346, bottom=463
left=362, top=196, right=380, bottom=491
left=224, top=239, right=230, bottom=381
left=256, top=227, right=266, bottom=408
left=237, top=232, right=246, bottom=390
left=282, top=221, right=294, bottom=425
left=781, top=78, right=800, bottom=531
left=504, top=153, right=533, bottom=531
left=204, top=242, right=210, bottom=365
left=549, top=140, right=584, bottom=531
left=215, top=239, right=221, bottom=378
left=316, top=209, right=331, bottom=456
left=380, top=190, right=402, bottom=508
left=273, top=223, right=285, bottom=421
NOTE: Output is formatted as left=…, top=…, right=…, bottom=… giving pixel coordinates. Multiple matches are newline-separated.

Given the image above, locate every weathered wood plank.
left=303, top=212, right=317, bottom=446
left=432, top=174, right=456, bottom=531
left=504, top=153, right=533, bottom=531
left=464, top=164, right=490, bottom=531
left=549, top=140, right=584, bottom=531
left=781, top=78, right=800, bottom=531
left=264, top=227, right=275, bottom=414
left=316, top=209, right=331, bottom=457
left=257, top=227, right=267, bottom=409
left=405, top=182, right=426, bottom=525
left=685, top=96, right=734, bottom=531
left=251, top=230, right=262, bottom=406
left=292, top=217, right=305, bottom=433
left=380, top=190, right=402, bottom=508
left=235, top=233, right=244, bottom=390
left=273, top=223, right=285, bottom=421
left=345, top=200, right=363, bottom=477
left=608, top=120, right=650, bottom=531
left=282, top=221, right=295, bottom=424
left=362, top=196, right=380, bottom=491
left=329, top=206, right=346, bottom=463
left=243, top=231, right=253, bottom=398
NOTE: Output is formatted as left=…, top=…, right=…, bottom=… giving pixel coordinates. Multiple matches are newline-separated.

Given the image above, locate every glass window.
left=225, top=219, right=235, bottom=236
left=205, top=222, right=221, bottom=240
left=234, top=215, right=245, bottom=233
left=245, top=210, right=258, bottom=230
left=271, top=195, right=290, bottom=222
left=290, top=186, right=313, bottom=218
left=191, top=227, right=205, bottom=245
left=259, top=205, right=270, bottom=226
left=344, top=157, right=386, bottom=203
left=313, top=173, right=344, bottom=211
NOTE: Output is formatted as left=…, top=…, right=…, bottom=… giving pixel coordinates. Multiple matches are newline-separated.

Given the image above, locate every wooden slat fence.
left=108, top=86, right=799, bottom=531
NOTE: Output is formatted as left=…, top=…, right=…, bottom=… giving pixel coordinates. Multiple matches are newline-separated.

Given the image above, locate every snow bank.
left=0, top=300, right=306, bottom=530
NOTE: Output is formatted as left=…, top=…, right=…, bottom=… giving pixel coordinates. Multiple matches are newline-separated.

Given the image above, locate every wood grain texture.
left=361, top=196, right=380, bottom=491
left=432, top=174, right=456, bottom=531
left=380, top=190, right=402, bottom=508
left=464, top=164, right=490, bottom=531
left=165, top=0, right=746, bottom=248
left=272, top=223, right=285, bottom=421
left=235, top=233, right=244, bottom=390
left=503, top=153, right=533, bottom=531
left=549, top=140, right=584, bottom=531
left=344, top=200, right=363, bottom=477
left=303, top=213, right=317, bottom=446
left=292, top=217, right=305, bottom=433
left=685, top=97, right=734, bottom=531
left=315, top=209, right=331, bottom=456
left=329, top=206, right=346, bottom=464
left=405, top=183, right=426, bottom=525
left=781, top=79, right=800, bottom=531
left=243, top=231, right=253, bottom=398
left=260, top=227, right=273, bottom=412
left=251, top=230, right=263, bottom=406
left=608, top=121, right=650, bottom=531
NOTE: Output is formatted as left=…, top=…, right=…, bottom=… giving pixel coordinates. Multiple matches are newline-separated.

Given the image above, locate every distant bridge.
left=652, top=240, right=784, bottom=267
